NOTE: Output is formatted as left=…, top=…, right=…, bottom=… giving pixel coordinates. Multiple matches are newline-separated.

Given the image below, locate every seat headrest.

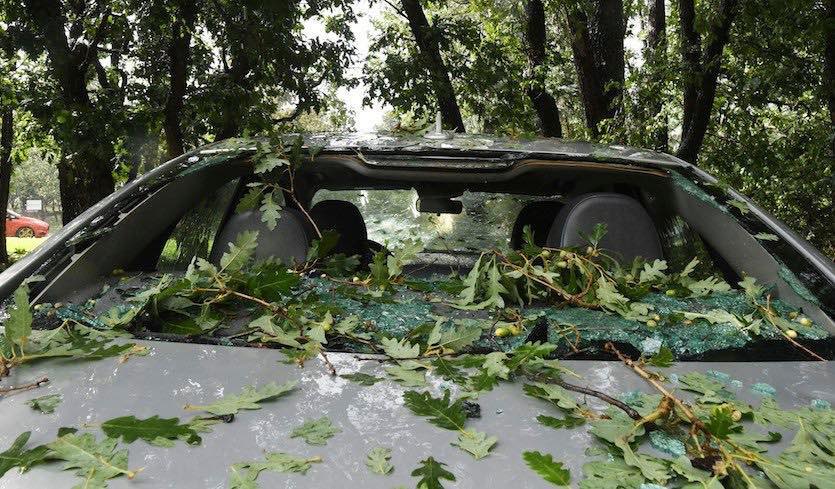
left=209, top=208, right=312, bottom=265
left=546, top=193, right=663, bottom=262
left=511, top=201, right=563, bottom=249
left=310, top=200, right=368, bottom=257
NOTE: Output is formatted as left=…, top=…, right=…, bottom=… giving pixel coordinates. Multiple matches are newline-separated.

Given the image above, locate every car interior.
left=23, top=152, right=835, bottom=344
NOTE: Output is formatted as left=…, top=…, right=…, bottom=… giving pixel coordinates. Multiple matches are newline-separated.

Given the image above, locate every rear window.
left=313, top=189, right=551, bottom=252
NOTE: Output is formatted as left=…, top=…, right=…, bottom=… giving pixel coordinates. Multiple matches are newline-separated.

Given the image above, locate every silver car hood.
left=1, top=340, right=833, bottom=488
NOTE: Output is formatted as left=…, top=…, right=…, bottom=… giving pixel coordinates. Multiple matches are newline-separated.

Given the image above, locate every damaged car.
left=0, top=132, right=833, bottom=488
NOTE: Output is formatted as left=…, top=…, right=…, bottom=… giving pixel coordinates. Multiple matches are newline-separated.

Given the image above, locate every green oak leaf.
left=507, top=342, right=557, bottom=371
left=435, top=320, right=482, bottom=351
left=366, top=447, right=394, bottom=475
left=184, top=381, right=296, bottom=416
left=235, top=185, right=264, bottom=213
left=385, top=365, right=427, bottom=386
left=430, top=357, right=468, bottom=384
left=290, top=416, right=341, bottom=445
left=482, top=351, right=509, bottom=379
left=705, top=405, right=742, bottom=439
left=452, top=430, right=497, bottom=459
left=537, top=414, right=585, bottom=430
left=467, top=369, right=499, bottom=392
left=402, top=389, right=466, bottom=431
left=0, top=432, right=49, bottom=478
left=411, top=457, right=455, bottom=489
left=259, top=191, right=282, bottom=231
left=101, top=415, right=201, bottom=446
left=340, top=372, right=383, bottom=386
left=579, top=459, right=645, bottom=489
left=229, top=451, right=321, bottom=488
left=646, top=346, right=674, bottom=368
left=219, top=230, right=259, bottom=273
left=522, top=451, right=571, bottom=486
left=47, top=432, right=135, bottom=487
left=380, top=337, right=420, bottom=359
left=26, top=393, right=62, bottom=414
left=5, top=284, right=32, bottom=348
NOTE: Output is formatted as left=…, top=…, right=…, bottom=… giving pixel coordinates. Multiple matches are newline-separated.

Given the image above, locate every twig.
left=319, top=350, right=337, bottom=376
left=0, top=376, right=49, bottom=396
left=604, top=342, right=710, bottom=438
left=761, top=296, right=825, bottom=361
left=554, top=378, right=642, bottom=420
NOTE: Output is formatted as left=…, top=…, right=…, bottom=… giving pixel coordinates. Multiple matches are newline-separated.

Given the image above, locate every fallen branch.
left=555, top=378, right=642, bottom=421
left=0, top=376, right=50, bottom=396
left=319, top=350, right=337, bottom=376
left=604, top=342, right=710, bottom=438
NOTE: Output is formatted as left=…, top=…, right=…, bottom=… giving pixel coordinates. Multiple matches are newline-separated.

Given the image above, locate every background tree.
left=524, top=0, right=562, bottom=137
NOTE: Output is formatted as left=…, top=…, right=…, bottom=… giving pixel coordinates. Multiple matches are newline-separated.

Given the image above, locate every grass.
left=6, top=237, right=47, bottom=260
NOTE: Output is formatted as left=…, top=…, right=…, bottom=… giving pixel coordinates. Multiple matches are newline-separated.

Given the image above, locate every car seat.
left=310, top=200, right=370, bottom=259
left=209, top=209, right=313, bottom=265
left=546, top=192, right=663, bottom=262
left=511, top=201, right=564, bottom=249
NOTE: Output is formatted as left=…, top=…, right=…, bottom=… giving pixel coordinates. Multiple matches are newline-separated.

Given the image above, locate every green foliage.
left=522, top=451, right=571, bottom=487
left=537, top=414, right=586, bottom=430
left=0, top=432, right=48, bottom=478
left=452, top=430, right=497, bottom=460
left=229, top=452, right=322, bottom=488
left=290, top=417, right=341, bottom=445
left=402, top=389, right=467, bottom=431
left=5, top=284, right=32, bottom=349
left=366, top=447, right=394, bottom=475
left=381, top=337, right=420, bottom=359
left=25, top=393, right=62, bottom=414
left=411, top=457, right=456, bottom=489
left=339, top=372, right=383, bottom=386
left=47, top=432, right=135, bottom=487
left=101, top=416, right=201, bottom=447
left=646, top=347, right=675, bottom=368
left=184, top=382, right=296, bottom=416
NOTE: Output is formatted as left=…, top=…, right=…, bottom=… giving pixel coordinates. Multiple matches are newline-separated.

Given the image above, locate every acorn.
left=556, top=260, right=568, bottom=269
left=541, top=250, right=551, bottom=258
left=559, top=250, right=568, bottom=258
left=799, top=317, right=812, bottom=327
left=731, top=410, right=742, bottom=422
left=786, top=329, right=798, bottom=339
left=494, top=327, right=511, bottom=338
left=352, top=276, right=360, bottom=283
left=665, top=289, right=677, bottom=297
left=652, top=314, right=661, bottom=322
left=646, top=319, right=658, bottom=328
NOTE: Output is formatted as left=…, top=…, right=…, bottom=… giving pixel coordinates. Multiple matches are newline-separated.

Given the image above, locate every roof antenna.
left=424, top=110, right=452, bottom=140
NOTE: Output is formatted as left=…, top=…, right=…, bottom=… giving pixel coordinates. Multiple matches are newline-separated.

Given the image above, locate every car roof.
left=200, top=132, right=689, bottom=170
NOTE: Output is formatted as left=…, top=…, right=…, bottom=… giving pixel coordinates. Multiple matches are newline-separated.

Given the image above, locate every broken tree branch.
left=0, top=376, right=50, bottom=396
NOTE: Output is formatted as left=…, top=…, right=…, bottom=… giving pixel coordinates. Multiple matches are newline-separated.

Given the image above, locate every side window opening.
left=156, top=179, right=241, bottom=271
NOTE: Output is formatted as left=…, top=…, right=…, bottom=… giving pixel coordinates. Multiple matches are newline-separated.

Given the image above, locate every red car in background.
left=5, top=210, right=49, bottom=238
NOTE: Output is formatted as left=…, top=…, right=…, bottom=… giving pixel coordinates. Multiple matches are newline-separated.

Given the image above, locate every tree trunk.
left=400, top=0, right=465, bottom=132
left=164, top=0, right=197, bottom=160
left=646, top=0, right=668, bottom=150
left=0, top=106, right=12, bottom=265
left=824, top=0, right=835, bottom=228
left=675, top=0, right=738, bottom=163
left=565, top=0, right=625, bottom=136
left=23, top=0, right=116, bottom=223
left=524, top=0, right=562, bottom=138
